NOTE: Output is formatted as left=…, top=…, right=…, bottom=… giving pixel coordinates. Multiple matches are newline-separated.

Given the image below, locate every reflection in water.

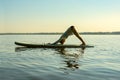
left=15, top=47, right=30, bottom=52
left=55, top=48, right=85, bottom=72
left=15, top=47, right=47, bottom=52
left=15, top=47, right=85, bottom=73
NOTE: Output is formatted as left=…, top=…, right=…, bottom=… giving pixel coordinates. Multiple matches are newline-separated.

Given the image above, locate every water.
left=0, top=35, right=120, bottom=80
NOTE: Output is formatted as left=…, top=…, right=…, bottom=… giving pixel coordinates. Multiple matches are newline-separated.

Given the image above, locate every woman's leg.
left=71, top=26, right=86, bottom=45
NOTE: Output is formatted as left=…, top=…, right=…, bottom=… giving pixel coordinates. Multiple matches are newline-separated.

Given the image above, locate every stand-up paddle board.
left=15, top=42, right=94, bottom=48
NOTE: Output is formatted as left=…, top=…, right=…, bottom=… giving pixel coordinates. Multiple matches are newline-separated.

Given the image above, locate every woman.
left=52, top=26, right=86, bottom=45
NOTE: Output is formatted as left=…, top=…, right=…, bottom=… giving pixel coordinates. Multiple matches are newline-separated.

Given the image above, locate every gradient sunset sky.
left=0, top=0, right=120, bottom=33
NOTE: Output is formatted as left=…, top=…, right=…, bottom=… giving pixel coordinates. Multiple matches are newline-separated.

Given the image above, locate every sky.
left=0, top=0, right=120, bottom=33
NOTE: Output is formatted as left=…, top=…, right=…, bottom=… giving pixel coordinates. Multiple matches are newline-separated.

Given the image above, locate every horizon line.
left=0, top=31, right=120, bottom=35
left=0, top=31, right=120, bottom=33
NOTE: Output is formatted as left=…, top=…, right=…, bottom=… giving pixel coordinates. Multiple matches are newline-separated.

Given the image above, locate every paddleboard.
left=15, top=42, right=94, bottom=48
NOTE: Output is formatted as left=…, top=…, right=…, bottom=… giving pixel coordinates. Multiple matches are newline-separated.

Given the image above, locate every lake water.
left=0, top=35, right=120, bottom=80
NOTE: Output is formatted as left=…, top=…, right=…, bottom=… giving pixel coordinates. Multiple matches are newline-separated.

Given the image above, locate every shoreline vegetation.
left=0, top=32, right=120, bottom=35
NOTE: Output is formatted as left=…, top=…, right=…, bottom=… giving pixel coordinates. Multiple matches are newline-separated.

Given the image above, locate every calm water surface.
left=0, top=35, right=120, bottom=80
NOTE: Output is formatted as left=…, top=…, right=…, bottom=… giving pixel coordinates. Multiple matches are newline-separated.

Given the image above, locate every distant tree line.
left=0, top=32, right=120, bottom=35
left=80, top=32, right=120, bottom=35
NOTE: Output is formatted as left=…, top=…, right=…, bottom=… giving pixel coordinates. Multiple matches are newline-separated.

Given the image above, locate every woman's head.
left=60, top=39, right=65, bottom=44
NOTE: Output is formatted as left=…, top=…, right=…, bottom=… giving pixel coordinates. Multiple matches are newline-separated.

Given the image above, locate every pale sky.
left=0, top=0, right=120, bottom=33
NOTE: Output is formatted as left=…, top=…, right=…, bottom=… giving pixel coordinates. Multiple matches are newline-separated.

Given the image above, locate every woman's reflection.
left=15, top=47, right=85, bottom=72
left=55, top=48, right=85, bottom=71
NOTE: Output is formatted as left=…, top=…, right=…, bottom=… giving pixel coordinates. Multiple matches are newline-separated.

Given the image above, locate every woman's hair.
left=60, top=39, right=65, bottom=44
